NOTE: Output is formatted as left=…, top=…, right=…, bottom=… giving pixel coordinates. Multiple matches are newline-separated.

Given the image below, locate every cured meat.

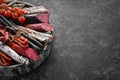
left=7, top=36, right=28, bottom=57
left=0, top=28, right=9, bottom=42
left=7, top=36, right=39, bottom=60
left=0, top=15, right=44, bottom=49
left=25, top=48, right=39, bottom=60
left=8, top=42, right=27, bottom=57
left=24, top=6, right=49, bottom=14
left=24, top=6, right=50, bottom=23
left=36, top=12, right=49, bottom=23
left=25, top=23, right=54, bottom=32
left=0, top=41, right=29, bottom=64
left=18, top=27, right=53, bottom=42
left=13, top=36, right=28, bottom=49
left=0, top=51, right=13, bottom=66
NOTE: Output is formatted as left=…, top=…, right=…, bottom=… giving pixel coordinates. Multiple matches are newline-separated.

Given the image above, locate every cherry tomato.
left=0, top=0, right=6, bottom=3
left=4, top=10, right=12, bottom=18
left=14, top=7, right=21, bottom=12
left=20, top=9, right=25, bottom=14
left=8, top=7, right=13, bottom=11
left=0, top=9, right=5, bottom=15
left=1, top=0, right=6, bottom=3
left=12, top=12, right=19, bottom=20
left=18, top=16, right=26, bottom=24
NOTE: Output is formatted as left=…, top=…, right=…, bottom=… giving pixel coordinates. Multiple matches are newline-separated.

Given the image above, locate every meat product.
left=25, top=48, right=39, bottom=60
left=0, top=41, right=29, bottom=64
left=0, top=28, right=9, bottom=42
left=18, top=27, right=53, bottom=42
left=36, top=12, right=49, bottom=23
left=24, top=6, right=49, bottom=23
left=7, top=36, right=39, bottom=60
left=13, top=36, right=28, bottom=49
left=24, top=6, right=49, bottom=14
left=0, top=51, right=13, bottom=66
left=7, top=36, right=28, bottom=57
left=8, top=42, right=27, bottom=57
left=0, top=15, right=44, bottom=50
left=25, top=23, right=54, bottom=32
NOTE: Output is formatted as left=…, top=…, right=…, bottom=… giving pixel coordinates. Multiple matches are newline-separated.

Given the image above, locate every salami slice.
left=25, top=23, right=54, bottom=32
left=36, top=12, right=49, bottom=23
left=25, top=48, right=39, bottom=60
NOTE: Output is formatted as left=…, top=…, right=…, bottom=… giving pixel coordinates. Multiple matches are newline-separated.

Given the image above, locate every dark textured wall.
left=4, top=0, right=120, bottom=80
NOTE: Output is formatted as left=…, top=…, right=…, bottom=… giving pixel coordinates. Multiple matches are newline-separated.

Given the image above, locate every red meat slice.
left=36, top=12, right=49, bottom=23
left=25, top=48, right=39, bottom=60
left=41, top=23, right=54, bottom=32
left=25, top=23, right=54, bottom=32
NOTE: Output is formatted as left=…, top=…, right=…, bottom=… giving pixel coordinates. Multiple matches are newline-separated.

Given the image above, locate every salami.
left=36, top=12, right=49, bottom=23
left=24, top=6, right=49, bottom=14
left=7, top=36, right=40, bottom=60
left=25, top=23, right=54, bottom=32
left=25, top=48, right=39, bottom=60
left=18, top=27, right=53, bottom=42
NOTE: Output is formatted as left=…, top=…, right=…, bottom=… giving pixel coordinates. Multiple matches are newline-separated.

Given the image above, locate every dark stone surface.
left=3, top=0, right=120, bottom=80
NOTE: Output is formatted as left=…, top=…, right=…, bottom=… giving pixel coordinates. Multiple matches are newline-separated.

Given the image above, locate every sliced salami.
left=25, top=23, right=54, bottom=32
left=25, top=48, right=39, bottom=60
left=36, top=12, right=49, bottom=23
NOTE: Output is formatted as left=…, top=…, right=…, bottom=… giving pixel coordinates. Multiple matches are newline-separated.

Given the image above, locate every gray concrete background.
left=5, top=0, right=120, bottom=80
